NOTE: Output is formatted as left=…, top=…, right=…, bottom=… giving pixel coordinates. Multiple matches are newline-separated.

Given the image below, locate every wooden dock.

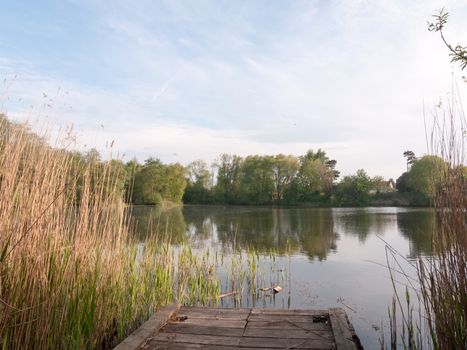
left=114, top=305, right=362, bottom=350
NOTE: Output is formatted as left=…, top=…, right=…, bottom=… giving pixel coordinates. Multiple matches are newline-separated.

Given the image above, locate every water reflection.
left=130, top=205, right=435, bottom=260
left=396, top=209, right=434, bottom=257
left=130, top=205, right=186, bottom=243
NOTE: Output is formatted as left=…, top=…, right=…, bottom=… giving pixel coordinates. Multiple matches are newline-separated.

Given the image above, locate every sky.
left=0, top=0, right=466, bottom=180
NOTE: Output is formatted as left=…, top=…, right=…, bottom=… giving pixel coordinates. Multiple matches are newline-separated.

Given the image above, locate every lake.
left=131, top=205, right=435, bottom=349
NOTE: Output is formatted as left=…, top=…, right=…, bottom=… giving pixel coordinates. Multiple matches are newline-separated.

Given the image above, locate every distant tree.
left=184, top=160, right=212, bottom=203
left=325, top=159, right=340, bottom=182
left=132, top=158, right=164, bottom=204
left=272, top=154, right=299, bottom=202
left=165, top=163, right=186, bottom=203
left=296, top=149, right=337, bottom=201
left=107, top=159, right=128, bottom=200
left=371, top=175, right=387, bottom=193
left=214, top=154, right=243, bottom=203
left=297, top=158, right=328, bottom=199
left=132, top=158, right=186, bottom=204
left=186, top=160, right=210, bottom=188
left=84, top=148, right=101, bottom=163
left=396, top=172, right=411, bottom=193
left=124, top=158, right=141, bottom=201
left=301, top=149, right=328, bottom=163
left=240, top=155, right=275, bottom=204
left=334, top=169, right=372, bottom=206
left=407, top=155, right=447, bottom=200
left=403, top=150, right=417, bottom=171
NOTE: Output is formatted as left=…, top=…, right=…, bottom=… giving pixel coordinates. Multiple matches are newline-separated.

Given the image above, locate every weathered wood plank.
left=114, top=303, right=179, bottom=350
left=247, top=314, right=321, bottom=322
left=251, top=309, right=329, bottom=316
left=150, top=333, right=241, bottom=346
left=243, top=327, right=333, bottom=340
left=180, top=307, right=250, bottom=314
left=246, top=320, right=331, bottom=331
left=143, top=341, right=237, bottom=350
left=168, top=317, right=247, bottom=328
left=117, top=307, right=361, bottom=350
left=328, top=308, right=358, bottom=350
left=177, top=308, right=250, bottom=320
left=162, top=324, right=245, bottom=337
left=238, top=336, right=335, bottom=349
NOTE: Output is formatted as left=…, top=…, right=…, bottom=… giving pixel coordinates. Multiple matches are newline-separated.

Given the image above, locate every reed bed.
left=384, top=85, right=466, bottom=349
left=0, top=115, right=286, bottom=349
left=417, top=85, right=466, bottom=349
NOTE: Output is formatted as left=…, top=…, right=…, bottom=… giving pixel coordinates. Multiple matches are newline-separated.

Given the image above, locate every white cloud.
left=1, top=0, right=466, bottom=180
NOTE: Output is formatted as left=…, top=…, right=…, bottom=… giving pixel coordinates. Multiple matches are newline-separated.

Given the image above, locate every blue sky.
left=1, top=0, right=466, bottom=179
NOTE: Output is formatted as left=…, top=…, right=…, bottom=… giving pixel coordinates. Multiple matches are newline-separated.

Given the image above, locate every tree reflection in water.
left=396, top=209, right=434, bottom=258
left=130, top=206, right=435, bottom=261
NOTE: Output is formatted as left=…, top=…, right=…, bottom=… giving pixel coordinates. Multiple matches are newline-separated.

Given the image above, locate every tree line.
left=2, top=115, right=463, bottom=207
left=76, top=146, right=462, bottom=207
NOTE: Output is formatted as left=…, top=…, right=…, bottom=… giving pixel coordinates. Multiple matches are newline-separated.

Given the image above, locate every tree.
left=132, top=158, right=186, bottom=205
left=165, top=163, right=187, bottom=203
left=240, top=155, right=275, bottom=204
left=403, top=150, right=417, bottom=171
left=371, top=175, right=387, bottom=193
left=396, top=172, right=411, bottom=193
left=407, top=155, right=447, bottom=200
left=272, top=154, right=299, bottom=202
left=214, top=154, right=243, bottom=203
left=296, top=149, right=338, bottom=201
left=107, top=159, right=128, bottom=200
left=334, top=169, right=372, bottom=206
left=184, top=160, right=212, bottom=203
left=325, top=159, right=340, bottom=182
left=186, top=160, right=210, bottom=188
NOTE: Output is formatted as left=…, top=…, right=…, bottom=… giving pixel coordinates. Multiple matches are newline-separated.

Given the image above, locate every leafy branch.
left=428, top=8, right=467, bottom=70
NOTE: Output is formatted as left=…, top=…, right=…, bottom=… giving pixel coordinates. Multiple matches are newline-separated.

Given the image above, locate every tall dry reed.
left=385, top=82, right=466, bottom=349
left=417, top=82, right=466, bottom=349
left=0, top=115, right=136, bottom=349
left=0, top=116, right=222, bottom=349
left=0, top=115, right=282, bottom=349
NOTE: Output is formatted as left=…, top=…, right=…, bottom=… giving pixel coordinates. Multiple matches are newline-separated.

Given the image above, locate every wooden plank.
left=246, top=320, right=331, bottom=331
left=238, top=336, right=335, bottom=349
left=177, top=308, right=250, bottom=320
left=168, top=317, right=247, bottom=328
left=143, top=341, right=237, bottom=350
left=150, top=333, right=241, bottom=347
left=114, top=303, right=179, bottom=350
left=162, top=324, right=245, bottom=337
left=117, top=307, right=361, bottom=350
left=328, top=308, right=358, bottom=350
left=180, top=307, right=250, bottom=314
left=251, top=309, right=328, bottom=316
left=243, top=327, right=333, bottom=340
left=248, top=314, right=320, bottom=322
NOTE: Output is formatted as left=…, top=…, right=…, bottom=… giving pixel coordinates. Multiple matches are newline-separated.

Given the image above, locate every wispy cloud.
left=0, top=0, right=466, bottom=179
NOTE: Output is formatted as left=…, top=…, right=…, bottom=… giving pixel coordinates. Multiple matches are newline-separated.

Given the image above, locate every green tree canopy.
left=272, top=154, right=299, bottom=201
left=406, top=155, right=448, bottom=200
left=132, top=158, right=186, bottom=205
left=334, top=169, right=372, bottom=206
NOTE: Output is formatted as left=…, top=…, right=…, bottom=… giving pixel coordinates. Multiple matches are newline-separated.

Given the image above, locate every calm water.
left=131, top=205, right=435, bottom=349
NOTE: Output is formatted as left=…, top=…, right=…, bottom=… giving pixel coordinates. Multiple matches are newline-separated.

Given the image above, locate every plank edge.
left=113, top=303, right=180, bottom=350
